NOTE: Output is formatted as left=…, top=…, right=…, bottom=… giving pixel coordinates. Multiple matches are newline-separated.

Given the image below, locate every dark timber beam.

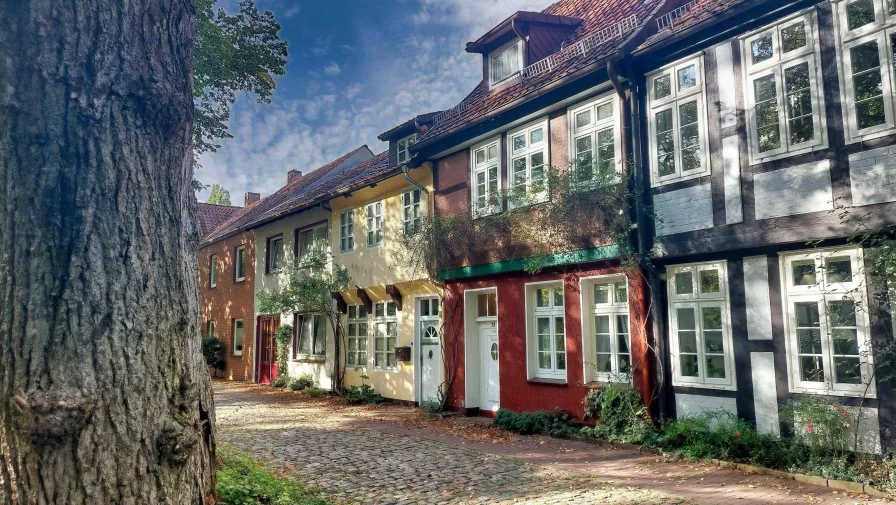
left=385, top=284, right=403, bottom=312
left=355, top=286, right=373, bottom=313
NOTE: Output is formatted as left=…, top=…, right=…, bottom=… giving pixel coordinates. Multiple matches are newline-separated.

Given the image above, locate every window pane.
left=826, top=257, right=853, bottom=283
left=675, top=271, right=693, bottom=295
left=847, top=0, right=876, bottom=30
left=512, top=134, right=526, bottom=152
left=594, top=283, right=610, bottom=304
left=754, top=75, right=781, bottom=152
left=851, top=41, right=886, bottom=130
left=782, top=22, right=807, bottom=53
left=792, top=260, right=817, bottom=286
left=801, top=356, right=825, bottom=382
left=530, top=127, right=544, bottom=144
left=348, top=306, right=357, bottom=319
left=487, top=144, right=498, bottom=160
left=575, top=110, right=592, bottom=129
left=553, top=287, right=564, bottom=307
left=785, top=62, right=815, bottom=145
left=706, top=355, right=727, bottom=379
left=476, top=149, right=486, bottom=165
left=614, top=282, right=627, bottom=304
left=358, top=305, right=367, bottom=318
left=375, top=303, right=384, bottom=318
left=596, top=129, right=615, bottom=177
left=679, top=331, right=698, bottom=353
left=656, top=109, right=675, bottom=177
left=597, top=102, right=614, bottom=121
left=387, top=302, right=396, bottom=317
left=833, top=329, right=860, bottom=355
left=834, top=357, right=862, bottom=384
left=705, top=331, right=724, bottom=353
left=679, top=101, right=701, bottom=172
left=702, top=307, right=723, bottom=330
left=536, top=288, right=550, bottom=308
left=487, top=293, right=497, bottom=316
left=678, top=65, right=697, bottom=91
left=654, top=74, right=672, bottom=99
left=596, top=352, right=612, bottom=372
left=512, top=158, right=527, bottom=190
left=751, top=34, right=774, bottom=64
left=699, top=269, right=721, bottom=294
left=681, top=355, right=700, bottom=377
left=890, top=0, right=896, bottom=14
left=576, top=135, right=594, bottom=180
left=828, top=300, right=857, bottom=327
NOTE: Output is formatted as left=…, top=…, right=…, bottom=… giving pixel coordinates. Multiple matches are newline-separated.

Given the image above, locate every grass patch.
left=217, top=448, right=331, bottom=505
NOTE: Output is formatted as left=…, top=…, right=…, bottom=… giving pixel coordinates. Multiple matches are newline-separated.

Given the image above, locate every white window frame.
left=666, top=262, right=736, bottom=390
left=346, top=304, right=368, bottom=368
left=742, top=10, right=828, bottom=164
left=297, top=223, right=328, bottom=264
left=234, top=246, right=246, bottom=282
left=268, top=235, right=284, bottom=273
left=397, top=134, right=417, bottom=165
left=507, top=118, right=549, bottom=207
left=401, top=188, right=424, bottom=236
left=580, top=275, right=632, bottom=383
left=418, top=297, right=441, bottom=344
left=833, top=0, right=896, bottom=143
left=470, top=137, right=502, bottom=218
left=646, top=55, right=711, bottom=186
left=489, top=38, right=524, bottom=88
left=207, top=320, right=216, bottom=339
left=296, top=313, right=327, bottom=358
left=373, top=301, right=398, bottom=370
left=568, top=93, right=623, bottom=184
left=525, top=280, right=568, bottom=381
left=339, top=209, right=355, bottom=253
left=233, top=319, right=244, bottom=356
left=210, top=254, right=218, bottom=288
left=780, top=247, right=876, bottom=397
left=475, top=291, right=498, bottom=321
left=366, top=201, right=384, bottom=248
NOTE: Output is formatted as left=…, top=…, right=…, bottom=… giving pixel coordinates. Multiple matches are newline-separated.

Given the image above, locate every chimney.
left=244, top=192, right=260, bottom=207
left=288, top=169, right=303, bottom=183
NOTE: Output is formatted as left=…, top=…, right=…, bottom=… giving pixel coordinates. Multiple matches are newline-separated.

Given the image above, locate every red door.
left=256, top=316, right=280, bottom=384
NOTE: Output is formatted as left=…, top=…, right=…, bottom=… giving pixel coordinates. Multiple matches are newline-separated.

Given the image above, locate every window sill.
left=788, top=386, right=876, bottom=399
left=234, top=278, right=245, bottom=283
left=671, top=380, right=737, bottom=392
left=293, top=355, right=325, bottom=364
left=372, top=367, right=398, bottom=372
left=527, top=378, right=567, bottom=386
left=233, top=353, right=243, bottom=358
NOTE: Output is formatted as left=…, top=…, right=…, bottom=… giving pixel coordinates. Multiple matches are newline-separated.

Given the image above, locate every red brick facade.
left=442, top=265, right=653, bottom=419
left=198, top=231, right=256, bottom=381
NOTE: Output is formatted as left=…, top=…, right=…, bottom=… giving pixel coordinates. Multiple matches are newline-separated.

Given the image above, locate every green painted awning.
left=436, top=245, right=621, bottom=281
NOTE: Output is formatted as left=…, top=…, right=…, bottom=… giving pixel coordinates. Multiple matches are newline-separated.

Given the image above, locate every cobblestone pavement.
left=214, top=383, right=882, bottom=505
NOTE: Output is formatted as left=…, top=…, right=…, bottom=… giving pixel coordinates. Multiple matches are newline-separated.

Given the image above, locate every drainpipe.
left=402, top=162, right=429, bottom=195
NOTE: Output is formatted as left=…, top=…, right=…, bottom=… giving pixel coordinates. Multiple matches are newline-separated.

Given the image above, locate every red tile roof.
left=197, top=203, right=242, bottom=238
left=418, top=0, right=657, bottom=143
left=636, top=0, right=748, bottom=52
left=201, top=145, right=373, bottom=244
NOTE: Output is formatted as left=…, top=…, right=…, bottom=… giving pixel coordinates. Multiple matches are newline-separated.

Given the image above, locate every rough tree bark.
left=0, top=1, right=216, bottom=504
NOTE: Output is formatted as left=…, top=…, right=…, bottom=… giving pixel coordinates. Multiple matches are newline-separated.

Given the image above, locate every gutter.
left=401, top=160, right=429, bottom=195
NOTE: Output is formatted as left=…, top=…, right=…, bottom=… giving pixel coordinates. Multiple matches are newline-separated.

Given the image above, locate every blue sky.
left=198, top=0, right=555, bottom=203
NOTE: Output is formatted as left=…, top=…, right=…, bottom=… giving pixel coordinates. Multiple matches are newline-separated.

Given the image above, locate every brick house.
left=198, top=198, right=257, bottom=381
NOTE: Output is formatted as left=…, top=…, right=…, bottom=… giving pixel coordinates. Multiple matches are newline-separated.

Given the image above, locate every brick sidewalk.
left=214, top=383, right=885, bottom=505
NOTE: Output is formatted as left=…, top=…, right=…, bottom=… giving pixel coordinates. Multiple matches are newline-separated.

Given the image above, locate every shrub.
left=202, top=336, right=226, bottom=376
left=581, top=385, right=652, bottom=443
left=493, top=409, right=578, bottom=437
left=217, top=448, right=330, bottom=505
left=272, top=376, right=288, bottom=388
left=306, top=387, right=327, bottom=398
left=289, top=374, right=315, bottom=391
left=344, top=375, right=385, bottom=405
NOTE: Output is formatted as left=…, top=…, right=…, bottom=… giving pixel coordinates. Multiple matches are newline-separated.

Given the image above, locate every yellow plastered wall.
left=330, top=165, right=441, bottom=402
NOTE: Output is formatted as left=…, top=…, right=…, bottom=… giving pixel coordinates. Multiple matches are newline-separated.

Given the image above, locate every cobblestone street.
left=214, top=383, right=881, bottom=505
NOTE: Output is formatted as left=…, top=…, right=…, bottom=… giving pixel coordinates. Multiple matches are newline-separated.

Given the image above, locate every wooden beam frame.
left=331, top=292, right=348, bottom=314
left=355, top=286, right=373, bottom=313
left=385, top=284, right=403, bottom=312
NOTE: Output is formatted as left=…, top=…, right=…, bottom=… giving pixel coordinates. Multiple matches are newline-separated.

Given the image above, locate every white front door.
left=480, top=324, right=499, bottom=411
left=417, top=297, right=442, bottom=405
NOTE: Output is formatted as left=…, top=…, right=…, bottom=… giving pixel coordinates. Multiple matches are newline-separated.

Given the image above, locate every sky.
left=197, top=0, right=556, bottom=204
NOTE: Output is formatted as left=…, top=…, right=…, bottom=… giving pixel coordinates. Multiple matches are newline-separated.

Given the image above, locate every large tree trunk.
left=0, top=1, right=215, bottom=504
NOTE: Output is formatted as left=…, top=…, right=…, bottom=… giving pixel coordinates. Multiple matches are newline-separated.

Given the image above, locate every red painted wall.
left=443, top=263, right=653, bottom=419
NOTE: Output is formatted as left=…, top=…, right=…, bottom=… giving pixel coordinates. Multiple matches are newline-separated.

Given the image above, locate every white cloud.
left=323, top=61, right=341, bottom=75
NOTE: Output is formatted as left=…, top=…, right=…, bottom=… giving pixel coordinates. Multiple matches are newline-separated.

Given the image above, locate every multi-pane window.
left=419, top=297, right=441, bottom=345
left=373, top=301, right=398, bottom=369
left=233, top=319, right=244, bottom=356
left=667, top=262, right=735, bottom=389
left=834, top=0, right=896, bottom=142
left=529, top=283, right=566, bottom=379
left=477, top=292, right=498, bottom=318
left=346, top=305, right=368, bottom=367
left=782, top=248, right=874, bottom=396
left=402, top=189, right=423, bottom=235
left=507, top=119, right=548, bottom=205
left=489, top=39, right=522, bottom=87
left=297, top=224, right=327, bottom=264
left=647, top=56, right=709, bottom=186
left=397, top=134, right=417, bottom=165
left=570, top=94, right=621, bottom=183
left=267, top=235, right=284, bottom=273
left=366, top=201, right=383, bottom=247
left=235, top=246, right=246, bottom=282
left=586, top=278, right=631, bottom=383
left=340, top=210, right=355, bottom=253
left=471, top=138, right=501, bottom=217
left=296, top=314, right=327, bottom=357
left=742, top=12, right=826, bottom=163
left=210, top=255, right=218, bottom=287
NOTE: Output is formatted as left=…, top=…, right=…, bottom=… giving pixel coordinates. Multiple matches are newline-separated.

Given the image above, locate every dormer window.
left=397, top=134, right=416, bottom=165
left=489, top=39, right=523, bottom=87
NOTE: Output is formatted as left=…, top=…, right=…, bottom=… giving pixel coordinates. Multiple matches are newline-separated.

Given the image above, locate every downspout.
left=626, top=56, right=671, bottom=423
left=402, top=161, right=429, bottom=195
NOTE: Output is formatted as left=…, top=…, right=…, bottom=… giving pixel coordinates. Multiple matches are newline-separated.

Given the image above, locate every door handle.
left=428, top=350, right=433, bottom=359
